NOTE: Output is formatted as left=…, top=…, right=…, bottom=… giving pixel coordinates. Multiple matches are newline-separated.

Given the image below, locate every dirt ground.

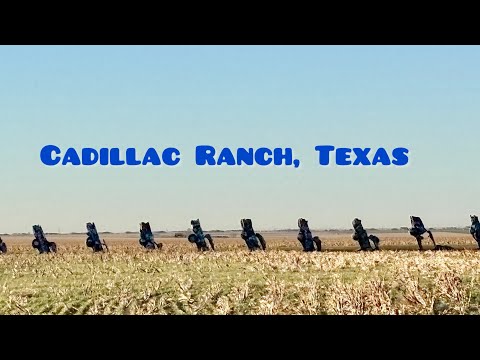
left=2, top=231, right=478, bottom=253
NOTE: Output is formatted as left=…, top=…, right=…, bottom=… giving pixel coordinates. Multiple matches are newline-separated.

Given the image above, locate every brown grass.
left=1, top=232, right=479, bottom=314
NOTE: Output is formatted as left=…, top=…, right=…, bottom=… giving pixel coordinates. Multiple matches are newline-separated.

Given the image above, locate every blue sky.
left=0, top=45, right=478, bottom=233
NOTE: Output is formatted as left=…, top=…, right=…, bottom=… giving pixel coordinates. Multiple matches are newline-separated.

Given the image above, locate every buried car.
left=32, top=225, right=57, bottom=254
left=352, top=218, right=380, bottom=251
left=297, top=218, right=322, bottom=252
left=0, top=237, right=6, bottom=254
left=86, top=222, right=108, bottom=252
left=240, top=219, right=266, bottom=251
left=139, top=222, right=163, bottom=250
left=188, top=219, right=215, bottom=251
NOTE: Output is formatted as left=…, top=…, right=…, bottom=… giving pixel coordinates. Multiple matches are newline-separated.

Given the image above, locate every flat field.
left=1, top=231, right=479, bottom=314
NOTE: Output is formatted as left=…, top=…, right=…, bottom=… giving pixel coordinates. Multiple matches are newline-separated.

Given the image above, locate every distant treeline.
left=1, top=227, right=470, bottom=236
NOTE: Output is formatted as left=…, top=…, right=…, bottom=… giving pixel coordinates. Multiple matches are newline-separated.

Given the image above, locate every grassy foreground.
left=1, top=236, right=480, bottom=314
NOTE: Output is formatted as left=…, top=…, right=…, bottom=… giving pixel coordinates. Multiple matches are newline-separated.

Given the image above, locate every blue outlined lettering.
left=196, top=146, right=298, bottom=167
left=40, top=146, right=182, bottom=167
left=40, top=145, right=61, bottom=166
left=40, top=145, right=409, bottom=168
left=392, top=147, right=409, bottom=166
left=315, top=146, right=409, bottom=166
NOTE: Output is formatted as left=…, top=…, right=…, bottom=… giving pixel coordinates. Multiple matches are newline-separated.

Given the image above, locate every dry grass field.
left=1, top=231, right=479, bottom=315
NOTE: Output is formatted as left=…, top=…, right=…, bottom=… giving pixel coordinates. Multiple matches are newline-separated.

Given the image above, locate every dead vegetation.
left=0, top=233, right=479, bottom=314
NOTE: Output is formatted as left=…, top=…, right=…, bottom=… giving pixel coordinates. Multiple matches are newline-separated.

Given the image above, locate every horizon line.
left=0, top=225, right=471, bottom=236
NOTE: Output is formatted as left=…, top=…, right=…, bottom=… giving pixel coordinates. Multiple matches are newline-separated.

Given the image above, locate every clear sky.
left=0, top=45, right=478, bottom=233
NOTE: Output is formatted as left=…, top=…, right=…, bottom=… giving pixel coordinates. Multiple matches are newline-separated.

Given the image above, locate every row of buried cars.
left=1, top=216, right=480, bottom=254
left=0, top=218, right=266, bottom=254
